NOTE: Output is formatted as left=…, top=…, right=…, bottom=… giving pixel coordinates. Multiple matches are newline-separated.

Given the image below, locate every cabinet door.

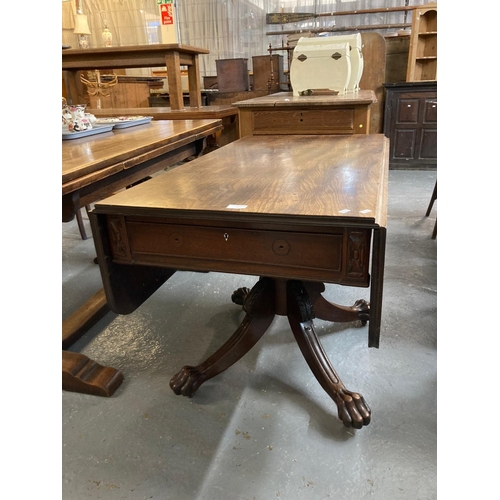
left=386, top=90, right=437, bottom=168
left=419, top=96, right=437, bottom=160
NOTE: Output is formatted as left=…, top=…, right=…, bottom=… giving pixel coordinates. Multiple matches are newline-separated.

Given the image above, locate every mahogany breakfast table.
left=62, top=44, right=209, bottom=110
left=62, top=119, right=222, bottom=397
left=89, top=134, right=389, bottom=429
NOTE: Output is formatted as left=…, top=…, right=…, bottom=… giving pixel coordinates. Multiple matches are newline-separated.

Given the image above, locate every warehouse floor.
left=62, top=169, right=437, bottom=500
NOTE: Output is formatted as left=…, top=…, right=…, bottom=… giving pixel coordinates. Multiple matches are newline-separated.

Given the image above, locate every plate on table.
left=62, top=124, right=115, bottom=140
left=94, top=116, right=153, bottom=129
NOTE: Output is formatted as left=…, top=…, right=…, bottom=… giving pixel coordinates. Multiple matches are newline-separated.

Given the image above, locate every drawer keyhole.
left=223, top=233, right=229, bottom=241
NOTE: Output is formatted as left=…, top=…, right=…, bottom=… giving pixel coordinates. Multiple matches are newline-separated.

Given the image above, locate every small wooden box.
left=252, top=55, right=286, bottom=92
left=216, top=59, right=249, bottom=92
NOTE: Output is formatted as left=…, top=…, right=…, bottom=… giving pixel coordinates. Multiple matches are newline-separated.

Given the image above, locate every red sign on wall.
left=161, top=4, right=173, bottom=25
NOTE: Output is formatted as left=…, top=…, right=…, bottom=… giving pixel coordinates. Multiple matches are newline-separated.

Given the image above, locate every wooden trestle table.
left=62, top=119, right=223, bottom=397
left=89, top=106, right=239, bottom=147
left=62, top=44, right=209, bottom=110
left=89, top=134, right=389, bottom=429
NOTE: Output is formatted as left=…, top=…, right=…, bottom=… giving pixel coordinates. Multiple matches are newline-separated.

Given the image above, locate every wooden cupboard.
left=383, top=81, right=437, bottom=169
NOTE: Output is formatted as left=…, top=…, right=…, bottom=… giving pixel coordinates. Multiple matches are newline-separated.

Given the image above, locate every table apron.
left=104, top=216, right=372, bottom=286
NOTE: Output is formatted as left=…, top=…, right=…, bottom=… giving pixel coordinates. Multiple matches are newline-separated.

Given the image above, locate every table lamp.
left=74, top=0, right=91, bottom=50
left=74, top=13, right=91, bottom=49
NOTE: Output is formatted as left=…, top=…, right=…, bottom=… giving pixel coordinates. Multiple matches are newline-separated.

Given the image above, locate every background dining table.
left=62, top=118, right=222, bottom=397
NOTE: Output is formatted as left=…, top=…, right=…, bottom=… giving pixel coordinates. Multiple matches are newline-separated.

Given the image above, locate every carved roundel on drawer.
left=272, top=239, right=290, bottom=256
left=170, top=233, right=184, bottom=247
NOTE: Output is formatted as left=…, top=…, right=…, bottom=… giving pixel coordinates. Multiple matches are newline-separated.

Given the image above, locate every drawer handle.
left=272, top=239, right=290, bottom=256
left=223, top=232, right=229, bottom=241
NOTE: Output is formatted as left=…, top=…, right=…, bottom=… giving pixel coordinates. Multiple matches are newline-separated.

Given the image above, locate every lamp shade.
left=74, top=14, right=91, bottom=35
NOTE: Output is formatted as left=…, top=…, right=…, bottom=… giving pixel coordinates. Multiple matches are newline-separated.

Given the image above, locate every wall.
left=62, top=0, right=431, bottom=77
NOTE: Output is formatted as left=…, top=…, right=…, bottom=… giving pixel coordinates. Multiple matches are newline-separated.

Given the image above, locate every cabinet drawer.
left=252, top=109, right=354, bottom=134
left=106, top=217, right=370, bottom=285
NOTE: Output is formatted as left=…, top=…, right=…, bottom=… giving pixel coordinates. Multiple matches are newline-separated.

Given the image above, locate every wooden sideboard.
left=383, top=81, right=437, bottom=169
left=232, top=90, right=377, bottom=137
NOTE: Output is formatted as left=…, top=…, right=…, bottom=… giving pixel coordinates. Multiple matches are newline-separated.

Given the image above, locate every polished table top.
left=89, top=106, right=239, bottom=120
left=232, top=90, right=377, bottom=108
left=62, top=119, right=222, bottom=194
left=87, top=107, right=240, bottom=147
left=61, top=43, right=210, bottom=69
left=94, top=133, right=388, bottom=228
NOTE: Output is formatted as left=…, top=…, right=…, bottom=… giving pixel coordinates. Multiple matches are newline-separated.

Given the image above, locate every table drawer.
left=107, top=217, right=370, bottom=286
left=252, top=109, right=355, bottom=134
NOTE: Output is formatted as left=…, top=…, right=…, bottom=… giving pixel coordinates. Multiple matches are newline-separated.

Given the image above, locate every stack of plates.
left=94, top=116, right=153, bottom=128
left=62, top=116, right=153, bottom=140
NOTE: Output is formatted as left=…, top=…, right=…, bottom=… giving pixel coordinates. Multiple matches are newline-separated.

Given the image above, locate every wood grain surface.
left=94, top=134, right=389, bottom=227
left=62, top=43, right=210, bottom=70
left=62, top=120, right=221, bottom=188
left=90, top=106, right=239, bottom=120
left=232, top=90, right=376, bottom=107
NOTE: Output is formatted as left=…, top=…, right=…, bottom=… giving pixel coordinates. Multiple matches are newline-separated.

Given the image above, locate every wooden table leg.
left=63, top=351, right=123, bottom=397
left=170, top=277, right=276, bottom=397
left=286, top=280, right=371, bottom=429
left=368, top=227, right=387, bottom=348
left=238, top=108, right=254, bottom=138
left=63, top=70, right=86, bottom=105
left=62, top=288, right=109, bottom=349
left=187, top=54, right=203, bottom=108
left=304, top=281, right=370, bottom=325
left=170, top=277, right=373, bottom=428
left=353, top=104, right=371, bottom=134
left=62, top=288, right=124, bottom=397
left=165, top=51, right=184, bottom=110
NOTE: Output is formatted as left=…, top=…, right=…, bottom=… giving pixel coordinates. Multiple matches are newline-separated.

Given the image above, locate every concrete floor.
left=62, top=169, right=437, bottom=500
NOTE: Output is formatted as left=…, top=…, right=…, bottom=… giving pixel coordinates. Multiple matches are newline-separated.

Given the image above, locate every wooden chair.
left=425, top=181, right=437, bottom=239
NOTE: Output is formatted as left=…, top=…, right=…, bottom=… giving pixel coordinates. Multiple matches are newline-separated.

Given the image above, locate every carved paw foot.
left=337, top=389, right=371, bottom=429
left=231, top=287, right=251, bottom=306
left=353, top=299, right=370, bottom=325
left=169, top=365, right=205, bottom=397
